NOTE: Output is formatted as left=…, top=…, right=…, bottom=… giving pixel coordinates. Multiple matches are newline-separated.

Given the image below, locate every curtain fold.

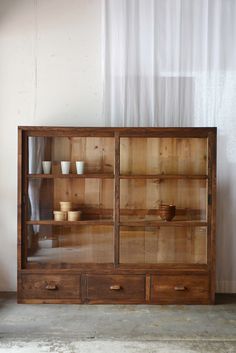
left=28, top=137, right=46, bottom=234
left=102, top=0, right=236, bottom=292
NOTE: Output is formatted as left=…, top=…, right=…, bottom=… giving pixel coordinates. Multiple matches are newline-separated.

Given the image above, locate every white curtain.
left=28, top=137, right=46, bottom=234
left=102, top=0, right=236, bottom=292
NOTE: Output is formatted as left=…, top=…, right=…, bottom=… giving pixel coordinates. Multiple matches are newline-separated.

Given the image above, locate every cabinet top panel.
left=18, top=127, right=217, bottom=138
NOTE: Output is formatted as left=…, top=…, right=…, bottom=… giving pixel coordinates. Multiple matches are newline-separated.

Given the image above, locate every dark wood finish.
left=18, top=127, right=216, bottom=304
left=114, top=132, right=120, bottom=267
left=86, top=274, right=145, bottom=303
left=22, top=132, right=28, bottom=269
left=17, top=128, right=23, bottom=272
left=18, top=126, right=214, bottom=138
left=151, top=274, right=209, bottom=304
left=146, top=274, right=151, bottom=303
left=209, top=130, right=217, bottom=304
left=19, top=274, right=81, bottom=300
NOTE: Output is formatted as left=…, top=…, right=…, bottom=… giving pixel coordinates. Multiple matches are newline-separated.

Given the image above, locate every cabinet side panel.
left=17, top=128, right=23, bottom=271
left=208, top=130, right=217, bottom=303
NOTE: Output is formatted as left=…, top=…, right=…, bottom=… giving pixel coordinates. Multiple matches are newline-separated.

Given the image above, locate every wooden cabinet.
left=18, top=127, right=216, bottom=304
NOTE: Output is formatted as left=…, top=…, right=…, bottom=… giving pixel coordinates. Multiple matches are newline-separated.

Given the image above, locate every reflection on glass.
left=27, top=225, right=114, bottom=265
left=120, top=137, right=208, bottom=175
left=27, top=179, right=114, bottom=222
left=120, top=226, right=207, bottom=264
left=120, top=179, right=207, bottom=221
left=28, top=136, right=50, bottom=174
left=27, top=136, right=115, bottom=225
left=28, top=136, right=115, bottom=175
left=28, top=179, right=53, bottom=221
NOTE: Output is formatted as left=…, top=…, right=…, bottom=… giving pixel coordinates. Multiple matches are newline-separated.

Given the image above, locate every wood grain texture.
left=86, top=274, right=145, bottom=304
left=114, top=132, right=120, bottom=267
left=151, top=274, right=209, bottom=304
left=19, top=126, right=215, bottom=138
left=20, top=273, right=81, bottom=300
left=208, top=130, right=217, bottom=304
left=119, top=226, right=207, bottom=264
left=120, top=137, right=207, bottom=175
left=145, top=274, right=151, bottom=303
left=27, top=173, right=114, bottom=179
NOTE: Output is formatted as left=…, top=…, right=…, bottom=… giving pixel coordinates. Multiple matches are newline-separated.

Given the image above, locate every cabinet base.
left=18, top=271, right=213, bottom=305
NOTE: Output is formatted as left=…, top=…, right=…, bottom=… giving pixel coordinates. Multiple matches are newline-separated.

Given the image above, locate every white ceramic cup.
left=76, top=161, right=85, bottom=174
left=42, top=161, right=51, bottom=174
left=61, top=161, right=71, bottom=174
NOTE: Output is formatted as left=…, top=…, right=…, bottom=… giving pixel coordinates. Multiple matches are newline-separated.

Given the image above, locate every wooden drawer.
left=151, top=274, right=209, bottom=304
left=86, top=275, right=146, bottom=303
left=20, top=274, right=80, bottom=301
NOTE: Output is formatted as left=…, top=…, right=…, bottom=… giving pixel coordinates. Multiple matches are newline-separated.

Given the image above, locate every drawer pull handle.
left=45, top=283, right=57, bottom=290
left=110, top=285, right=121, bottom=291
left=174, top=286, right=186, bottom=291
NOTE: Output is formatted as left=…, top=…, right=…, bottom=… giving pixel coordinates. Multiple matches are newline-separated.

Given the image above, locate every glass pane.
left=120, top=226, right=207, bottom=264
left=28, top=136, right=115, bottom=174
left=120, top=179, right=207, bottom=221
left=28, top=179, right=54, bottom=220
left=27, top=225, right=113, bottom=265
left=120, top=137, right=208, bottom=175
left=28, top=178, right=113, bottom=221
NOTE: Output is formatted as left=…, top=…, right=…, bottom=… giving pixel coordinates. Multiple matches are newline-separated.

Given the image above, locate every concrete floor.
left=0, top=293, right=235, bottom=353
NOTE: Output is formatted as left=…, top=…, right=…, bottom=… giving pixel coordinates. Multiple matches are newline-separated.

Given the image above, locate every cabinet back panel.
left=53, top=179, right=114, bottom=219
left=53, top=137, right=115, bottom=173
left=120, top=137, right=207, bottom=175
left=119, top=226, right=207, bottom=264
left=120, top=179, right=207, bottom=221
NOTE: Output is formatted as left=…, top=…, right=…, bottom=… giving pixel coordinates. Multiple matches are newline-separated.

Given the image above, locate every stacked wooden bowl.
left=159, top=204, right=176, bottom=221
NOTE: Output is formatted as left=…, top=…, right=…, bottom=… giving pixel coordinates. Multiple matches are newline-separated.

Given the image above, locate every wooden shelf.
left=27, top=173, right=114, bottom=179
left=27, top=174, right=207, bottom=180
left=119, top=174, right=208, bottom=180
left=119, top=220, right=208, bottom=227
left=26, top=220, right=206, bottom=227
left=26, top=220, right=114, bottom=226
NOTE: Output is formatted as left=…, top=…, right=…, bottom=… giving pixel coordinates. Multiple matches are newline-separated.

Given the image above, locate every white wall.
left=0, top=0, right=103, bottom=291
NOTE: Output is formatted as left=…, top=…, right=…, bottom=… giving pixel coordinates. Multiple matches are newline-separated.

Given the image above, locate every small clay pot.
left=68, top=211, right=81, bottom=221
left=60, top=201, right=72, bottom=212
left=53, top=211, right=67, bottom=221
left=159, top=204, right=176, bottom=221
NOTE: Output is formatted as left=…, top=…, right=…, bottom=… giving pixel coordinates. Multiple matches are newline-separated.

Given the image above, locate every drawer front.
left=151, top=274, right=209, bottom=304
left=20, top=274, right=80, bottom=300
left=86, top=275, right=146, bottom=303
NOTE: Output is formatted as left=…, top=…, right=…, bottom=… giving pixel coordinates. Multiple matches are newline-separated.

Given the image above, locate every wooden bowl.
left=159, top=204, right=176, bottom=221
